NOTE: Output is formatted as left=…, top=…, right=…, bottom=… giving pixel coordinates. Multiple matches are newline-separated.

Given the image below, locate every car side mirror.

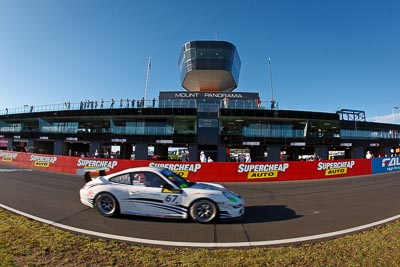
left=84, top=172, right=91, bottom=183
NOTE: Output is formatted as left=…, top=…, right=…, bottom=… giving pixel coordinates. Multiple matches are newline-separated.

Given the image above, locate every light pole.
left=393, top=106, right=399, bottom=124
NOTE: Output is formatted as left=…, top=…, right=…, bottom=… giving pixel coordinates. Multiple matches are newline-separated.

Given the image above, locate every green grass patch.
left=1, top=208, right=400, bottom=266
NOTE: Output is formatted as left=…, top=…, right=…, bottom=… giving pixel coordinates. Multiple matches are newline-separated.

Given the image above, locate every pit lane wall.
left=0, top=151, right=399, bottom=182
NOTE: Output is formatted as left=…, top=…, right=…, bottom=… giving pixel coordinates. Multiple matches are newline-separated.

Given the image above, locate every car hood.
left=188, top=182, right=227, bottom=192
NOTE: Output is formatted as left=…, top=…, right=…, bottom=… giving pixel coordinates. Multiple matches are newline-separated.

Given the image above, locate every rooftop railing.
left=0, top=98, right=279, bottom=116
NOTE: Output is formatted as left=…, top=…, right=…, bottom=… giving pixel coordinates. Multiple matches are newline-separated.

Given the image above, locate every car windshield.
left=160, top=169, right=193, bottom=188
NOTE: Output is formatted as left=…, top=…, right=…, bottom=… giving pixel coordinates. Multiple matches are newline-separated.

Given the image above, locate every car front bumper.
left=79, top=189, right=94, bottom=208
left=218, top=200, right=245, bottom=220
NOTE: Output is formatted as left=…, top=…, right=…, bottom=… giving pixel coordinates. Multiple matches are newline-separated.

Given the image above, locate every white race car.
left=79, top=167, right=245, bottom=223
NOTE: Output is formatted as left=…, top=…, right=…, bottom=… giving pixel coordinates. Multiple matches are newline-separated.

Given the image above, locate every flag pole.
left=268, top=57, right=277, bottom=109
left=268, top=57, right=274, bottom=101
left=144, top=57, right=151, bottom=102
left=393, top=106, right=399, bottom=124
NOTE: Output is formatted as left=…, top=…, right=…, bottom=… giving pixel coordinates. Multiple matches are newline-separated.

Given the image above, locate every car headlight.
left=223, top=191, right=238, bottom=203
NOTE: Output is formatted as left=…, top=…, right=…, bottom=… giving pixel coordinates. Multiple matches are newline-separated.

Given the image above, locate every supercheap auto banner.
left=149, top=160, right=371, bottom=182
left=0, top=151, right=375, bottom=182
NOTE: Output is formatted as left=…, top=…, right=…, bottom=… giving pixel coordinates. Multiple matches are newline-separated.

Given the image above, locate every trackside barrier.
left=0, top=151, right=398, bottom=182
left=371, top=156, right=400, bottom=174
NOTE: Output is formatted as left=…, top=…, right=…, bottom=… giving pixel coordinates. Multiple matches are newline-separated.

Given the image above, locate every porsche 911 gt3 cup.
left=79, top=166, right=245, bottom=223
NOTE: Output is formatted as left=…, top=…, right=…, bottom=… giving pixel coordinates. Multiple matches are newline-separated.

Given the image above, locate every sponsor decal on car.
left=30, top=155, right=58, bottom=168
left=77, top=159, right=118, bottom=169
left=317, top=161, right=355, bottom=176
left=162, top=188, right=182, bottom=194
left=149, top=162, right=202, bottom=178
left=238, top=163, right=290, bottom=179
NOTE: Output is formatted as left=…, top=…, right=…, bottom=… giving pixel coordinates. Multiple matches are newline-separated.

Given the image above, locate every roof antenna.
left=215, top=32, right=219, bottom=41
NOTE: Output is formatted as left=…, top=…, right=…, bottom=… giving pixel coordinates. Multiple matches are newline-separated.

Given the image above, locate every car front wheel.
left=189, top=199, right=218, bottom=223
left=95, top=193, right=119, bottom=217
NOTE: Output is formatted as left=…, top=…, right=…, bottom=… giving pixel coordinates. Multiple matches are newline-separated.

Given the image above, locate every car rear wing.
left=76, top=167, right=110, bottom=183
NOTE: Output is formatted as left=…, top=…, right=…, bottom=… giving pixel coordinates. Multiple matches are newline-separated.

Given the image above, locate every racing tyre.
left=189, top=199, right=218, bottom=223
left=95, top=193, right=119, bottom=217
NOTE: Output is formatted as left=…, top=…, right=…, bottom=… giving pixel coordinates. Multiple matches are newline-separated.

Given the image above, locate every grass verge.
left=1, top=208, right=400, bottom=266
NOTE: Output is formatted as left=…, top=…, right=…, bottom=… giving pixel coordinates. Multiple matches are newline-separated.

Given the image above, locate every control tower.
left=178, top=41, right=241, bottom=92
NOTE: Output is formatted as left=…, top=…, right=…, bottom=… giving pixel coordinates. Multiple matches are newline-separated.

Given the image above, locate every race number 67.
left=165, top=195, right=178, bottom=202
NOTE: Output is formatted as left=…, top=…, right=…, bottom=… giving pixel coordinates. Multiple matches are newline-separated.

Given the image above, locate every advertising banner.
left=148, top=159, right=370, bottom=182
left=371, top=156, right=400, bottom=174
left=0, top=151, right=18, bottom=163
left=0, top=137, right=8, bottom=147
left=0, top=152, right=375, bottom=183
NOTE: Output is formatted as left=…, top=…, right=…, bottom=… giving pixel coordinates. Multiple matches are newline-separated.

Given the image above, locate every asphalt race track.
left=1, top=163, right=400, bottom=248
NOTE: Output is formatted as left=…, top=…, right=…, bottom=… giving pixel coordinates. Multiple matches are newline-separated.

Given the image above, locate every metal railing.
left=340, top=129, right=400, bottom=140
left=243, top=128, right=305, bottom=138
left=0, top=98, right=279, bottom=116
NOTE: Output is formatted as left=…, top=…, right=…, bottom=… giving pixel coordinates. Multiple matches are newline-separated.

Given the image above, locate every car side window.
left=143, top=172, right=165, bottom=188
left=131, top=172, right=145, bottom=185
left=109, top=173, right=132, bottom=185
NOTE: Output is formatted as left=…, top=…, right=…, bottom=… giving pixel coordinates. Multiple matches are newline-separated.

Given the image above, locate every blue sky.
left=0, top=0, right=399, bottom=123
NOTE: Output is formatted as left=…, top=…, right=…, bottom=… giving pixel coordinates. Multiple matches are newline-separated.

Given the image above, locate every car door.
left=129, top=171, right=185, bottom=217
left=107, top=172, right=139, bottom=214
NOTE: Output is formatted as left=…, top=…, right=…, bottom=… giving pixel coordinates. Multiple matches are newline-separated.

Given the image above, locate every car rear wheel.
left=189, top=199, right=218, bottom=223
left=95, top=193, right=119, bottom=217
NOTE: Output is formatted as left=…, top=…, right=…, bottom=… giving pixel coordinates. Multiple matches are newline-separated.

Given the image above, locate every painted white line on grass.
left=1, top=203, right=399, bottom=248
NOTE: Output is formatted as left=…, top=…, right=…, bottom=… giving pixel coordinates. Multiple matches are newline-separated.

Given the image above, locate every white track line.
left=1, top=203, right=399, bottom=248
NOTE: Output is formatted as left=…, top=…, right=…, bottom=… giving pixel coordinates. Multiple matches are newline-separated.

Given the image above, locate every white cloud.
left=369, top=113, right=400, bottom=124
